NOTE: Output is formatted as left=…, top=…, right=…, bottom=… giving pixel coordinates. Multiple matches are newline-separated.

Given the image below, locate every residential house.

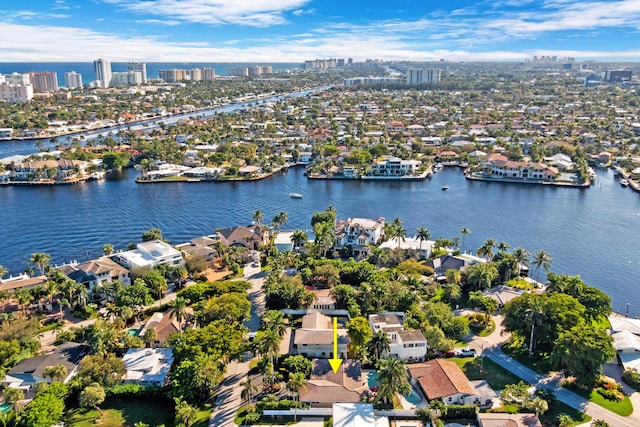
left=11, top=159, right=88, bottom=181
left=366, top=157, right=421, bottom=177
left=176, top=235, right=218, bottom=262
left=379, top=236, right=435, bottom=259
left=216, top=224, right=267, bottom=250
left=122, top=348, right=174, bottom=387
left=609, top=316, right=640, bottom=371
left=138, top=308, right=193, bottom=347
left=2, top=342, right=89, bottom=390
left=335, top=217, right=385, bottom=258
left=407, top=359, right=474, bottom=405
left=299, top=359, right=368, bottom=408
left=485, top=159, right=559, bottom=181
left=113, top=240, right=184, bottom=270
left=427, top=254, right=484, bottom=282
left=369, top=314, right=427, bottom=362
left=294, top=312, right=348, bottom=359
left=309, top=289, right=337, bottom=312
left=58, top=257, right=131, bottom=290
left=0, top=274, right=48, bottom=293
left=477, top=413, right=542, bottom=427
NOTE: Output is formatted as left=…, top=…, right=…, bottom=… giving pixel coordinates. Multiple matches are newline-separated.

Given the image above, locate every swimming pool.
left=0, top=403, right=12, bottom=413
left=366, top=371, right=422, bottom=404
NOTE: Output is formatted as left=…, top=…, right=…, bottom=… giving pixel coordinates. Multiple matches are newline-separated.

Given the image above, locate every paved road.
left=209, top=261, right=267, bottom=427
left=468, top=315, right=640, bottom=427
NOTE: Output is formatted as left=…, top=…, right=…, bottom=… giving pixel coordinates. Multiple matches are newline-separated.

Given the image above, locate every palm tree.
left=388, top=217, right=408, bottom=248
left=416, top=227, right=430, bottom=253
left=287, top=372, right=308, bottom=421
left=512, top=247, right=530, bottom=277
left=460, top=228, right=471, bottom=252
left=255, top=328, right=282, bottom=369
left=376, top=357, right=411, bottom=405
left=169, top=296, right=189, bottom=330
left=0, top=264, right=7, bottom=279
left=29, top=252, right=51, bottom=276
left=43, top=364, right=67, bottom=382
left=533, top=250, right=552, bottom=283
left=290, top=230, right=308, bottom=252
left=497, top=241, right=510, bottom=253
left=261, top=310, right=287, bottom=337
left=525, top=299, right=546, bottom=356
left=103, top=243, right=114, bottom=256
left=14, top=289, right=33, bottom=316
left=367, top=331, right=391, bottom=361
left=252, top=209, right=264, bottom=225
left=240, top=374, right=259, bottom=411
left=272, top=211, right=288, bottom=231
left=476, top=238, right=495, bottom=261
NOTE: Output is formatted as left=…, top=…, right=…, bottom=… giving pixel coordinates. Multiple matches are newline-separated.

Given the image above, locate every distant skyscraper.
left=94, top=58, right=112, bottom=88
left=202, top=67, right=215, bottom=81
left=407, top=68, right=441, bottom=85
left=111, top=71, right=143, bottom=86
left=27, top=71, right=58, bottom=92
left=65, top=71, right=83, bottom=89
left=127, top=62, right=147, bottom=83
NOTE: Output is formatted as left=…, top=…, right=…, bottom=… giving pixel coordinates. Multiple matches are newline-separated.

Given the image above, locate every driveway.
left=468, top=315, right=640, bottom=427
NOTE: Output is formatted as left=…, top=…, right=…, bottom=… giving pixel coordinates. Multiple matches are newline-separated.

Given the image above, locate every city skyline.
left=1, top=0, right=640, bottom=62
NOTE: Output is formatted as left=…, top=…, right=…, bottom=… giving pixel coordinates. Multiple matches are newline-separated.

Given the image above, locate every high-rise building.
left=65, top=71, right=83, bottom=89
left=189, top=68, right=202, bottom=81
left=202, top=68, right=215, bottom=81
left=94, top=58, right=112, bottom=88
left=406, top=68, right=441, bottom=84
left=158, top=69, right=187, bottom=82
left=111, top=71, right=143, bottom=86
left=27, top=72, right=58, bottom=92
left=0, top=82, right=34, bottom=103
left=3, top=73, right=30, bottom=85
left=127, top=62, right=147, bottom=83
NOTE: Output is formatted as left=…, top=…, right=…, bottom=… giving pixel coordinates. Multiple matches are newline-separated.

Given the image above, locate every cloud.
left=102, top=0, right=312, bottom=27
left=135, top=19, right=181, bottom=26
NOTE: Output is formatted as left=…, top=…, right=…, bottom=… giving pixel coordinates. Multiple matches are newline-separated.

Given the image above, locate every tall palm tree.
left=169, top=296, right=189, bottom=330
left=240, top=374, right=259, bottom=410
left=290, top=230, right=308, bottom=252
left=512, top=247, right=530, bottom=277
left=497, top=241, right=510, bottom=253
left=376, top=357, right=411, bottom=405
left=261, top=310, right=287, bottom=337
left=533, top=250, right=552, bottom=283
left=416, top=227, right=430, bottom=252
left=287, top=372, right=308, bottom=421
left=14, top=289, right=33, bottom=316
left=255, top=328, right=282, bottom=369
left=29, top=252, right=51, bottom=276
left=525, top=299, right=546, bottom=356
left=367, top=331, right=391, bottom=361
left=460, top=228, right=471, bottom=252
left=272, top=211, right=288, bottom=231
left=252, top=209, right=264, bottom=225
left=389, top=217, right=408, bottom=248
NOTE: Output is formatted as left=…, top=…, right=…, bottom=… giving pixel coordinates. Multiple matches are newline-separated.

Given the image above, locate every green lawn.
left=564, top=383, right=633, bottom=416
left=192, top=404, right=213, bottom=427
left=449, top=357, right=523, bottom=390
left=66, top=398, right=174, bottom=427
left=539, top=400, right=592, bottom=427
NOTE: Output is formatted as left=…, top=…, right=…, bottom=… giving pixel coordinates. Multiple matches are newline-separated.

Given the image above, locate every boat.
left=441, top=184, right=449, bottom=190
left=620, top=179, right=629, bottom=187
left=290, top=192, right=303, bottom=199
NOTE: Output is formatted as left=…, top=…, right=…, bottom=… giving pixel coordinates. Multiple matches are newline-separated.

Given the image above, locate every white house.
left=379, top=236, right=435, bottom=259
left=122, top=348, right=174, bottom=387
left=335, top=217, right=385, bottom=258
left=294, top=312, right=349, bottom=359
left=58, top=257, right=131, bottom=290
left=113, top=240, right=184, bottom=270
left=367, top=157, right=421, bottom=177
left=369, top=314, right=427, bottom=362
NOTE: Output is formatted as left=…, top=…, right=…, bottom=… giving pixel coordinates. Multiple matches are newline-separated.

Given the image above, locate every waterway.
left=1, top=165, right=639, bottom=316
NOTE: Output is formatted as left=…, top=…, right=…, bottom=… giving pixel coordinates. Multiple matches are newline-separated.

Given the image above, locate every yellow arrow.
left=329, top=316, right=343, bottom=374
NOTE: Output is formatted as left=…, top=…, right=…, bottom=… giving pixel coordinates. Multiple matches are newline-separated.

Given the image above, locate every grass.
left=564, top=382, right=633, bottom=416
left=449, top=357, right=523, bottom=390
left=468, top=316, right=496, bottom=337
left=539, top=400, right=592, bottom=427
left=501, top=337, right=553, bottom=373
left=66, top=397, right=174, bottom=427
left=506, top=278, right=534, bottom=290
left=192, top=404, right=213, bottom=427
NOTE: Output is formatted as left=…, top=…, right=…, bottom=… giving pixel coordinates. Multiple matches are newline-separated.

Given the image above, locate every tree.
left=142, top=269, right=167, bottom=301
left=76, top=353, right=126, bottom=388
left=174, top=397, right=197, bottom=427
left=201, top=293, right=251, bottom=325
left=29, top=252, right=51, bottom=276
left=272, top=211, right=288, bottom=231
left=141, top=227, right=163, bottom=242
left=387, top=217, right=408, bottom=248
left=142, top=328, right=157, bottom=347
left=169, top=296, right=190, bottom=330
left=347, top=316, right=373, bottom=359
left=512, top=247, right=530, bottom=277
left=367, top=331, right=391, bottom=361
left=185, top=254, right=207, bottom=277
left=551, top=326, right=616, bottom=388
left=499, top=381, right=531, bottom=404
left=465, top=262, right=498, bottom=290
left=4, top=387, right=24, bottom=407
left=261, top=310, right=287, bottom=337
left=460, top=227, right=471, bottom=252
left=375, top=357, right=411, bottom=405
left=43, top=364, right=67, bottom=382
left=102, top=243, right=114, bottom=256
left=533, top=250, right=552, bottom=282
left=79, top=383, right=106, bottom=416
left=290, top=229, right=308, bottom=251
left=282, top=355, right=313, bottom=377
left=252, top=209, right=264, bottom=225
left=416, top=227, right=431, bottom=251
left=476, top=238, right=495, bottom=260
left=287, top=372, right=308, bottom=421
left=240, top=375, right=259, bottom=409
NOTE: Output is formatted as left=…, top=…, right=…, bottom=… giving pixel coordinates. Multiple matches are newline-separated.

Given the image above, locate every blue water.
left=0, top=165, right=638, bottom=315
left=0, top=62, right=300, bottom=88
left=367, top=372, right=421, bottom=404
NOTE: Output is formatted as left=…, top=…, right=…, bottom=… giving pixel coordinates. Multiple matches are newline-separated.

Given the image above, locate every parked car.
left=443, top=350, right=457, bottom=358
left=456, top=347, right=477, bottom=357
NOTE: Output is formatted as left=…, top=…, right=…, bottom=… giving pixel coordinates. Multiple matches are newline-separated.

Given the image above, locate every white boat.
left=441, top=184, right=449, bottom=190
left=620, top=179, right=629, bottom=187
left=290, top=192, right=303, bottom=198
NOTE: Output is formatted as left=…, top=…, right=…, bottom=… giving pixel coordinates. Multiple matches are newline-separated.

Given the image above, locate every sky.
left=1, top=0, right=640, bottom=62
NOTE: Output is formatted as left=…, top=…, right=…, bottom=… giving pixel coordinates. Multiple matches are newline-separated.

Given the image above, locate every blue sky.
left=1, top=0, right=640, bottom=62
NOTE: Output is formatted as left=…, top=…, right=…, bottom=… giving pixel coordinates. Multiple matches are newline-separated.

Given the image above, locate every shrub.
left=622, top=368, right=640, bottom=390
left=596, top=387, right=623, bottom=402
left=441, top=404, right=478, bottom=419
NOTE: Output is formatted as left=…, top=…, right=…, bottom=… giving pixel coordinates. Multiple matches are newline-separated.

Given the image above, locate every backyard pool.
left=0, top=403, right=11, bottom=413
left=366, top=371, right=422, bottom=405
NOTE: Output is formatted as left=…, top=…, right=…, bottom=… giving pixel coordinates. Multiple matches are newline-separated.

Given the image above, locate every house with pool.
left=369, top=314, right=428, bottom=362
